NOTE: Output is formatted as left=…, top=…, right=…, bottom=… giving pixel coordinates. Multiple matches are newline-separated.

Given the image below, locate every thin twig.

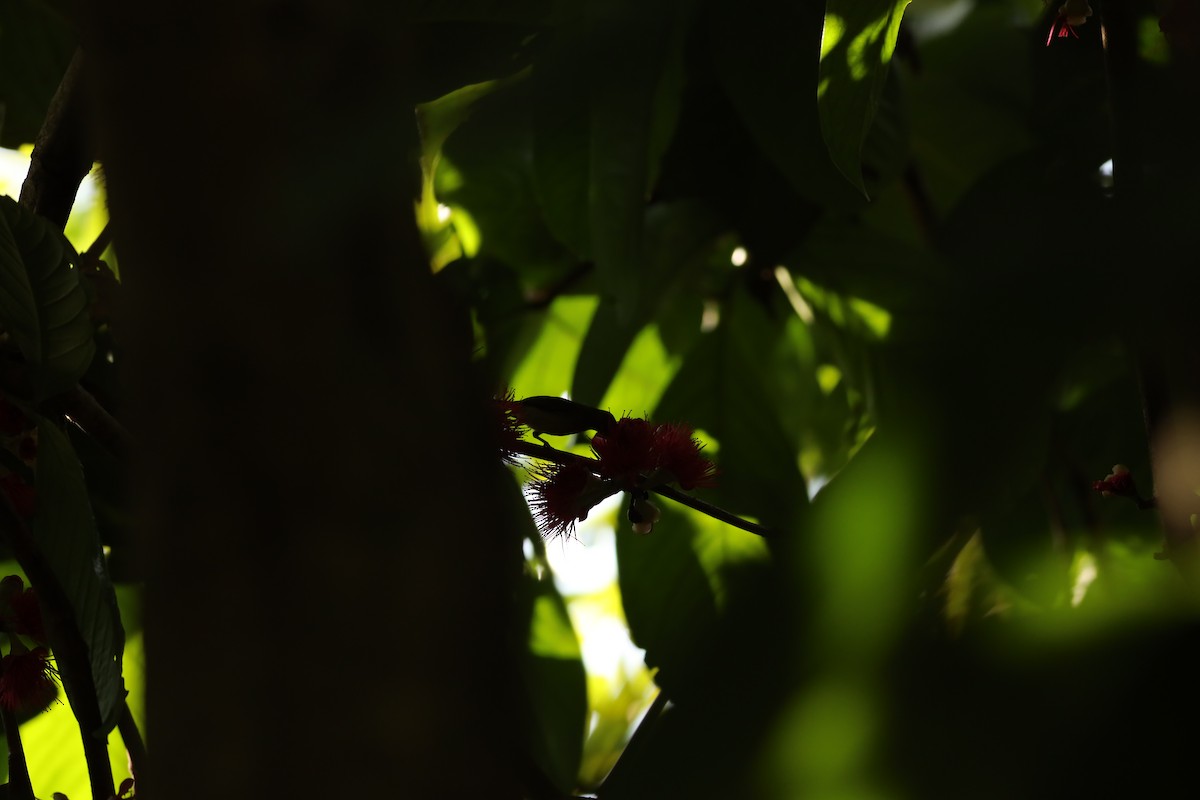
left=509, top=440, right=776, bottom=537
left=84, top=221, right=114, bottom=262
left=0, top=495, right=115, bottom=800
left=118, top=701, right=147, bottom=793
left=649, top=484, right=776, bottom=538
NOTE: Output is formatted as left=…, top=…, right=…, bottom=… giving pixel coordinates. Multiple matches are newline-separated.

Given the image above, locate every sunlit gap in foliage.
left=535, top=494, right=659, bottom=787
left=0, top=147, right=109, bottom=256
left=0, top=147, right=32, bottom=194
left=730, top=246, right=748, bottom=267
left=700, top=300, right=721, bottom=332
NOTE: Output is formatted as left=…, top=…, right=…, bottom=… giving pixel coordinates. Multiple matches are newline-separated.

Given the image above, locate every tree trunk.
left=84, top=3, right=518, bottom=797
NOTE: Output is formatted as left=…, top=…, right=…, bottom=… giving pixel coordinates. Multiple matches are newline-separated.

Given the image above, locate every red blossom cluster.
left=1091, top=464, right=1159, bottom=512
left=491, top=389, right=525, bottom=465
left=1092, top=464, right=1136, bottom=498
left=0, top=646, right=58, bottom=714
left=593, top=417, right=717, bottom=491
left=514, top=404, right=717, bottom=539
left=1046, top=0, right=1092, bottom=45
left=527, top=461, right=618, bottom=539
left=0, top=575, right=57, bottom=715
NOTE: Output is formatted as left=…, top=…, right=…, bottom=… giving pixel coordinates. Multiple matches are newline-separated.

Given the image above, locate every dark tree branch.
left=18, top=49, right=94, bottom=229
left=2, top=707, right=35, bottom=800
left=0, top=495, right=115, bottom=800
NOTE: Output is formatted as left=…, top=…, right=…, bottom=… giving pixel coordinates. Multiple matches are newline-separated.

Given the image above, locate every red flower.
left=592, top=417, right=657, bottom=484
left=491, top=389, right=526, bottom=465
left=1046, top=1, right=1091, bottom=46
left=527, top=461, right=619, bottom=539
left=0, top=474, right=35, bottom=518
left=0, top=646, right=58, bottom=714
left=9, top=588, right=45, bottom=644
left=0, top=576, right=44, bottom=642
left=1093, top=464, right=1135, bottom=498
left=592, top=418, right=717, bottom=491
left=650, top=423, right=717, bottom=490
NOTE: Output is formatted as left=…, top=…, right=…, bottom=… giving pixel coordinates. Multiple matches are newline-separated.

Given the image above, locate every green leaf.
left=33, top=418, right=125, bottom=734
left=655, top=287, right=807, bottom=532
left=0, top=197, right=96, bottom=400
left=418, top=81, right=508, bottom=169
left=905, top=4, right=1033, bottom=213
left=500, top=471, right=587, bottom=794
left=0, top=0, right=74, bottom=148
left=509, top=295, right=599, bottom=398
left=617, top=499, right=769, bottom=700
left=709, top=0, right=863, bottom=207
left=440, top=84, right=576, bottom=285
left=817, top=0, right=912, bottom=195
left=783, top=214, right=945, bottom=313
left=517, top=571, right=588, bottom=793
left=531, top=2, right=688, bottom=318
left=571, top=201, right=723, bottom=407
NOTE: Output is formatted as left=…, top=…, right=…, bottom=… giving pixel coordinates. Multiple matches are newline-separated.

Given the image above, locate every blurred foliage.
left=4, top=0, right=1200, bottom=797
left=416, top=0, right=1200, bottom=796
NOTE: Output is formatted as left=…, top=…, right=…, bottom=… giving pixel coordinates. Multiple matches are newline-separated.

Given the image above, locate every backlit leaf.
left=818, top=0, right=912, bottom=195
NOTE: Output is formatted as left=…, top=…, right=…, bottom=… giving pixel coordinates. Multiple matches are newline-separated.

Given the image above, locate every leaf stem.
left=649, top=484, right=776, bottom=538
left=119, top=700, right=147, bottom=793
left=509, top=440, right=777, bottom=537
